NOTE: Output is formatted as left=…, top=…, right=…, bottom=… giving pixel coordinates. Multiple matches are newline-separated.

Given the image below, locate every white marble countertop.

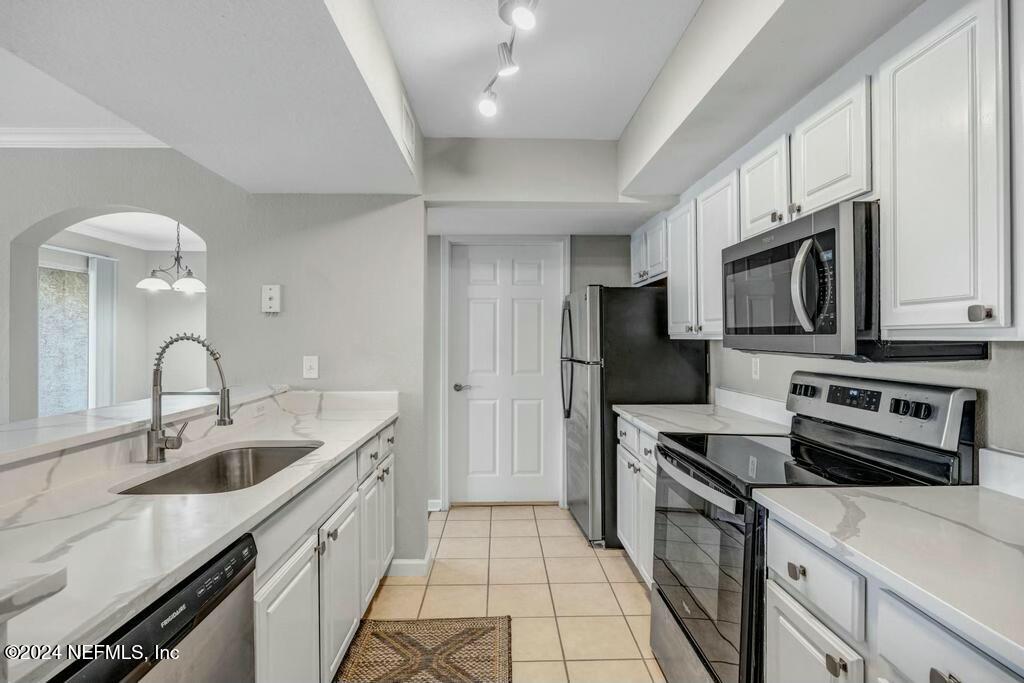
left=612, top=403, right=791, bottom=437
left=755, top=486, right=1024, bottom=676
left=0, top=384, right=287, bottom=468
left=0, top=392, right=397, bottom=682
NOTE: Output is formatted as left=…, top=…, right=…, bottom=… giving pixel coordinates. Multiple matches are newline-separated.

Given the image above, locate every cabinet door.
left=358, top=473, right=381, bottom=610
left=634, top=464, right=657, bottom=587
left=739, top=136, right=791, bottom=239
left=255, top=536, right=321, bottom=683
left=615, top=446, right=635, bottom=557
left=630, top=229, right=648, bottom=285
left=645, top=217, right=668, bottom=279
left=695, top=171, right=739, bottom=337
left=320, top=492, right=361, bottom=683
left=791, top=78, right=871, bottom=217
left=380, top=455, right=395, bottom=572
left=667, top=199, right=698, bottom=337
left=878, top=0, right=1010, bottom=331
left=764, top=580, right=864, bottom=683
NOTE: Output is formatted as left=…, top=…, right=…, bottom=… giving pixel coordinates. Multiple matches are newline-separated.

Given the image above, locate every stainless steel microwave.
left=721, top=201, right=987, bottom=362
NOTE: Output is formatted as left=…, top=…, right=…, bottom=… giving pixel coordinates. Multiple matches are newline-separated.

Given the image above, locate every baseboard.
left=427, top=499, right=442, bottom=512
left=387, top=543, right=434, bottom=577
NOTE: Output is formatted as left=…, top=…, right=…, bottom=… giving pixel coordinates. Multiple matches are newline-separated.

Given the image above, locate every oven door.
left=652, top=448, right=759, bottom=683
left=722, top=207, right=847, bottom=356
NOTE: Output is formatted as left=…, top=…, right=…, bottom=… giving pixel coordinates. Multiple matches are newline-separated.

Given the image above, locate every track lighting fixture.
left=497, top=41, right=518, bottom=77
left=478, top=89, right=498, bottom=117
left=498, top=0, right=538, bottom=31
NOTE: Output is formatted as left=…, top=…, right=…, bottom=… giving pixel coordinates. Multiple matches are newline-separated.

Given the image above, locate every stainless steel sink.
left=121, top=444, right=322, bottom=495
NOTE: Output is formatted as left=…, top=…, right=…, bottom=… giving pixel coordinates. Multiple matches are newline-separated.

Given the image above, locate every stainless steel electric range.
left=650, top=372, right=978, bottom=683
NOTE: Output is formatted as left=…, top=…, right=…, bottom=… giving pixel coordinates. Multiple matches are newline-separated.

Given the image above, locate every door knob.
left=453, top=383, right=473, bottom=392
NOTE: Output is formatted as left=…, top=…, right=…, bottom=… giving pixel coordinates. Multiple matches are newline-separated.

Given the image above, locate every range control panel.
left=826, top=384, right=882, bottom=412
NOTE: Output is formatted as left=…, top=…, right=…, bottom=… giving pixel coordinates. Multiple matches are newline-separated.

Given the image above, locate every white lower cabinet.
left=359, top=469, right=382, bottom=610
left=615, top=437, right=655, bottom=587
left=255, top=536, right=321, bottom=683
left=319, top=492, right=362, bottom=683
left=616, top=446, right=636, bottom=558
left=765, top=580, right=864, bottom=683
left=380, top=454, right=395, bottom=570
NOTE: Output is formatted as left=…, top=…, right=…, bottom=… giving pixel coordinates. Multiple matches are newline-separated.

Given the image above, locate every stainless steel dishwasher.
left=54, top=535, right=257, bottom=683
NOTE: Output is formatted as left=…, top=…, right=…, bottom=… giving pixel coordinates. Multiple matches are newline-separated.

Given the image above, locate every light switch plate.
left=302, top=355, right=319, bottom=380
left=261, top=284, right=281, bottom=313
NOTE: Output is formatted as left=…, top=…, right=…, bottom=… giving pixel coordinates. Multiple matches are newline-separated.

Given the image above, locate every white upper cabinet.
left=645, top=217, right=668, bottom=279
left=666, top=199, right=698, bottom=336
left=630, top=230, right=647, bottom=285
left=790, top=78, right=871, bottom=218
left=878, top=0, right=1010, bottom=332
left=631, top=216, right=668, bottom=285
left=695, top=171, right=740, bottom=337
left=739, top=136, right=791, bottom=239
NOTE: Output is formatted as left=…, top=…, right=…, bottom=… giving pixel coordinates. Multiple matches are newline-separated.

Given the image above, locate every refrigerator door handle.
left=561, top=360, right=573, bottom=418
left=560, top=302, right=573, bottom=361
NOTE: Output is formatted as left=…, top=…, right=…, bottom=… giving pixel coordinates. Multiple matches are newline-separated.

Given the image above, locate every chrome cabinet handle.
left=825, top=654, right=848, bottom=678
left=384, top=466, right=391, bottom=476
left=786, top=562, right=807, bottom=581
left=378, top=472, right=385, bottom=481
left=328, top=529, right=339, bottom=541
left=618, top=430, right=627, bottom=438
left=771, top=210, right=780, bottom=222
left=967, top=305, right=993, bottom=322
left=929, top=669, right=962, bottom=683
left=685, top=324, right=694, bottom=333
left=371, top=451, right=379, bottom=460
left=387, top=436, right=395, bottom=445
left=643, top=447, right=653, bottom=456
left=696, top=325, right=703, bottom=333
left=453, top=383, right=473, bottom=392
left=317, top=540, right=327, bottom=555
left=789, top=202, right=802, bottom=215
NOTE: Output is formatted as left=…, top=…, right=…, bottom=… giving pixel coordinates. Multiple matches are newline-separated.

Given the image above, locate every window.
left=37, top=265, right=90, bottom=416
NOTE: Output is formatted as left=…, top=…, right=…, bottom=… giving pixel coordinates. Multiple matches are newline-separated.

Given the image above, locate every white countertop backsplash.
left=755, top=485, right=1024, bottom=676
left=0, top=389, right=397, bottom=683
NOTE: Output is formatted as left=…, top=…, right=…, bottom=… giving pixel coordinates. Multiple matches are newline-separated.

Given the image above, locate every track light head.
left=478, top=89, right=498, bottom=117
left=498, top=0, right=538, bottom=31
left=497, top=42, right=519, bottom=77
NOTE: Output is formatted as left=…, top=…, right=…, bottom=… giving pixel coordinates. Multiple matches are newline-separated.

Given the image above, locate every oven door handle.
left=657, top=452, right=740, bottom=514
left=790, top=238, right=817, bottom=333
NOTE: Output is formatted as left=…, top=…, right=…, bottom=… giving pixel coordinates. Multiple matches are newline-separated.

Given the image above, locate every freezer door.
left=564, top=287, right=602, bottom=363
left=566, top=362, right=602, bottom=541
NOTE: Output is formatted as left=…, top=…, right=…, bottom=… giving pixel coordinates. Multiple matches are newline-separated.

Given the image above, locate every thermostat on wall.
left=261, top=284, right=281, bottom=313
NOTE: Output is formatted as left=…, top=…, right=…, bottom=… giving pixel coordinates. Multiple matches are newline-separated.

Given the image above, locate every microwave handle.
left=790, top=238, right=817, bottom=333
left=656, top=452, right=740, bottom=514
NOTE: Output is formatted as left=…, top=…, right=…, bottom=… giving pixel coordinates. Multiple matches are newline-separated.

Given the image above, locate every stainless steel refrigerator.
left=561, top=286, right=707, bottom=546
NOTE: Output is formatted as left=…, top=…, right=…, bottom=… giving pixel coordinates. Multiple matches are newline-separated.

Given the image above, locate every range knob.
left=889, top=398, right=911, bottom=416
left=909, top=401, right=933, bottom=420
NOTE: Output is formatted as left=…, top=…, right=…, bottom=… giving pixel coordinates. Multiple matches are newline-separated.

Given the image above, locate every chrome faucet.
left=148, top=333, right=233, bottom=464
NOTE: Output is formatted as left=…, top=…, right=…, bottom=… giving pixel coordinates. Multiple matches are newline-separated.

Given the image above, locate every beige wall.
left=0, top=148, right=428, bottom=560
left=570, top=236, right=631, bottom=290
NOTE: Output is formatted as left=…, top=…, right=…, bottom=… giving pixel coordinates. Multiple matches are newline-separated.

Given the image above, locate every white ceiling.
left=374, top=0, right=701, bottom=140
left=0, top=1, right=416, bottom=193
left=65, top=213, right=206, bottom=252
left=427, top=205, right=662, bottom=236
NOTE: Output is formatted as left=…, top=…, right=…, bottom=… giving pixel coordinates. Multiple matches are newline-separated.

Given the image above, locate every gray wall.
left=0, top=148, right=428, bottom=561
left=694, top=0, right=1024, bottom=454
left=570, top=235, right=631, bottom=290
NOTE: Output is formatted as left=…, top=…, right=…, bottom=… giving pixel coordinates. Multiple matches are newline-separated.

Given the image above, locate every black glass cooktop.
left=658, top=432, right=928, bottom=498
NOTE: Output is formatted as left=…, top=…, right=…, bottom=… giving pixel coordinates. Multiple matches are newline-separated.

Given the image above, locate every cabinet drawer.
left=380, top=422, right=396, bottom=457
left=637, top=431, right=657, bottom=470
left=766, top=520, right=865, bottom=641
left=357, top=434, right=382, bottom=482
left=616, top=417, right=638, bottom=455
left=878, top=591, right=1023, bottom=683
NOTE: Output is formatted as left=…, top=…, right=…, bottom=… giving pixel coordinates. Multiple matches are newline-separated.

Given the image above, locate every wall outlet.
left=302, top=355, right=319, bottom=380
left=752, top=356, right=760, bottom=381
left=261, top=284, right=282, bottom=313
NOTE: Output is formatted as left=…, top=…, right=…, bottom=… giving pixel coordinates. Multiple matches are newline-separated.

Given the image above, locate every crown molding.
left=0, top=127, right=168, bottom=148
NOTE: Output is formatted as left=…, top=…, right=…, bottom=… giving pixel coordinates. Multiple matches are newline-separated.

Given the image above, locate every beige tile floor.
left=370, top=505, right=665, bottom=683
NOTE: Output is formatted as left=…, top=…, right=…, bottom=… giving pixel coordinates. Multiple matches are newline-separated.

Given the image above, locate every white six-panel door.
left=449, top=244, right=563, bottom=503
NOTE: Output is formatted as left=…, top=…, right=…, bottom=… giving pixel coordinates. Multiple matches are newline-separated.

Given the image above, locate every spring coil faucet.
left=148, top=333, right=233, bottom=464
